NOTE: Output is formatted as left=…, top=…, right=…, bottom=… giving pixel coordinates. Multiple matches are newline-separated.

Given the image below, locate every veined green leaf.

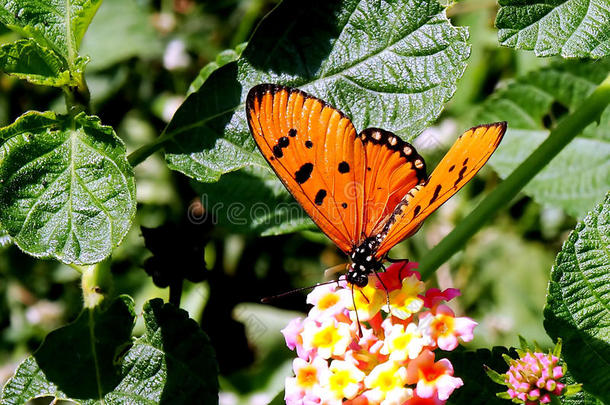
left=475, top=59, right=610, bottom=218
left=0, top=0, right=102, bottom=69
left=162, top=0, right=470, bottom=182
left=0, top=295, right=136, bottom=404
left=543, top=192, right=610, bottom=402
left=0, top=39, right=77, bottom=86
left=561, top=371, right=604, bottom=405
left=496, top=0, right=610, bottom=59
left=0, top=298, right=219, bottom=405
left=0, top=111, right=136, bottom=265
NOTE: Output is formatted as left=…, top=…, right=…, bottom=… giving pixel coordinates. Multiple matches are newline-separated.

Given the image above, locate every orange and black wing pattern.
left=358, top=128, right=426, bottom=239
left=375, top=122, right=507, bottom=257
left=246, top=84, right=429, bottom=253
left=246, top=84, right=365, bottom=253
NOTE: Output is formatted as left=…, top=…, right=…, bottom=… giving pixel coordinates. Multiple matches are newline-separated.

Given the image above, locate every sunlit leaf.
left=543, top=192, right=610, bottom=403
left=0, top=111, right=136, bottom=264
left=0, top=39, right=79, bottom=87
left=0, top=0, right=102, bottom=68
left=496, top=0, right=610, bottom=59
left=163, top=0, right=470, bottom=182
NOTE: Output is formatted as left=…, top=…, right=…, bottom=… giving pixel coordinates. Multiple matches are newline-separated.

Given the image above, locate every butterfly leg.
left=374, top=266, right=392, bottom=316
left=351, top=283, right=363, bottom=337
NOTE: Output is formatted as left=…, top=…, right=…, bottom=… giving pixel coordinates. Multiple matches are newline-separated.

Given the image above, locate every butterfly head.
left=347, top=238, right=383, bottom=287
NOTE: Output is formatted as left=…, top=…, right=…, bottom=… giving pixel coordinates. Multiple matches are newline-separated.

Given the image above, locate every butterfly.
left=246, top=83, right=506, bottom=287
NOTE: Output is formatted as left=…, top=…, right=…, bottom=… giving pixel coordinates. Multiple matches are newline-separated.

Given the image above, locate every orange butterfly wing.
left=375, top=122, right=507, bottom=257
left=246, top=84, right=427, bottom=254
left=359, top=128, right=426, bottom=238
left=247, top=84, right=364, bottom=252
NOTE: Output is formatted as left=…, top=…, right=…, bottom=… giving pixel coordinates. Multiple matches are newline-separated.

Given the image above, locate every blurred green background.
left=0, top=0, right=575, bottom=403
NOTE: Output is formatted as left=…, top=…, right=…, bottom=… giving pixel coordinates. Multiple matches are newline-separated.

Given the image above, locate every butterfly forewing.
left=247, top=84, right=366, bottom=253
left=375, top=122, right=507, bottom=257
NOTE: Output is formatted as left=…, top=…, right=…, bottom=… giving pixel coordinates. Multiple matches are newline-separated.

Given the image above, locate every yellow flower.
left=381, top=322, right=428, bottom=361
left=301, top=318, right=352, bottom=359
left=387, top=275, right=424, bottom=319
left=318, top=360, right=365, bottom=403
left=346, top=278, right=385, bottom=321
left=364, top=360, right=412, bottom=405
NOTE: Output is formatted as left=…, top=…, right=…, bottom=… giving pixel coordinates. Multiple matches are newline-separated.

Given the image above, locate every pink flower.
left=285, top=357, right=328, bottom=404
left=504, top=348, right=567, bottom=404
left=420, top=305, right=476, bottom=350
left=282, top=317, right=313, bottom=360
left=406, top=349, right=463, bottom=400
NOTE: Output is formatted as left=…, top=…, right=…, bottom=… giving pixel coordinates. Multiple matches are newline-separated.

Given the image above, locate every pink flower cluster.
left=281, top=261, right=477, bottom=405
left=505, top=351, right=565, bottom=404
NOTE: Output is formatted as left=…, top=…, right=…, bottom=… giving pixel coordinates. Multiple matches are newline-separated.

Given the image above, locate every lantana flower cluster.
left=486, top=339, right=581, bottom=405
left=281, top=261, right=477, bottom=405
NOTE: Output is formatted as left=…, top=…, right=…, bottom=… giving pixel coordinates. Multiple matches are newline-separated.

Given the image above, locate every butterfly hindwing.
left=246, top=84, right=366, bottom=253
left=375, top=122, right=507, bottom=257
left=359, top=128, right=426, bottom=238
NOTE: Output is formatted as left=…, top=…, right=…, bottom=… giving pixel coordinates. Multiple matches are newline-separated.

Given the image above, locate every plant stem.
left=169, top=279, right=183, bottom=307
left=419, top=73, right=610, bottom=280
left=127, top=135, right=168, bottom=166
left=81, top=263, right=114, bottom=309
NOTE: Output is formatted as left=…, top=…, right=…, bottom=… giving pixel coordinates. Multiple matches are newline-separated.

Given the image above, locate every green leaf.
left=496, top=0, right=610, bottom=59
left=191, top=167, right=313, bottom=235
left=0, top=295, right=136, bottom=404
left=0, top=111, right=136, bottom=265
left=561, top=370, right=603, bottom=405
left=162, top=0, right=470, bottom=182
left=79, top=0, right=163, bottom=72
left=0, top=299, right=219, bottom=405
left=475, top=59, right=610, bottom=218
left=0, top=0, right=103, bottom=69
left=543, top=192, right=610, bottom=403
left=0, top=39, right=77, bottom=86
left=187, top=43, right=247, bottom=95
left=443, top=347, right=518, bottom=405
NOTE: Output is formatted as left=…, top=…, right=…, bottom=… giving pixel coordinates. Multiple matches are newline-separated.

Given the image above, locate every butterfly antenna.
left=260, top=277, right=343, bottom=304
left=351, top=283, right=363, bottom=338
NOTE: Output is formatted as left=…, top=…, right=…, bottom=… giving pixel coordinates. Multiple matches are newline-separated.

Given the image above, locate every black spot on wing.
left=341, top=202, right=348, bottom=209
left=315, top=189, right=327, bottom=206
left=272, top=145, right=283, bottom=158
left=295, top=163, right=314, bottom=184
left=448, top=165, right=455, bottom=172
left=454, top=166, right=468, bottom=187
left=338, top=161, right=350, bottom=173
left=413, top=205, right=421, bottom=218
left=429, top=184, right=442, bottom=204
left=463, top=157, right=469, bottom=166
left=278, top=136, right=290, bottom=147
left=288, top=128, right=297, bottom=137
left=305, top=140, right=313, bottom=148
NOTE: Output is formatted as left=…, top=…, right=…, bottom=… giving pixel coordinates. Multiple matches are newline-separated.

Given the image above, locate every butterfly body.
left=246, top=84, right=506, bottom=286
